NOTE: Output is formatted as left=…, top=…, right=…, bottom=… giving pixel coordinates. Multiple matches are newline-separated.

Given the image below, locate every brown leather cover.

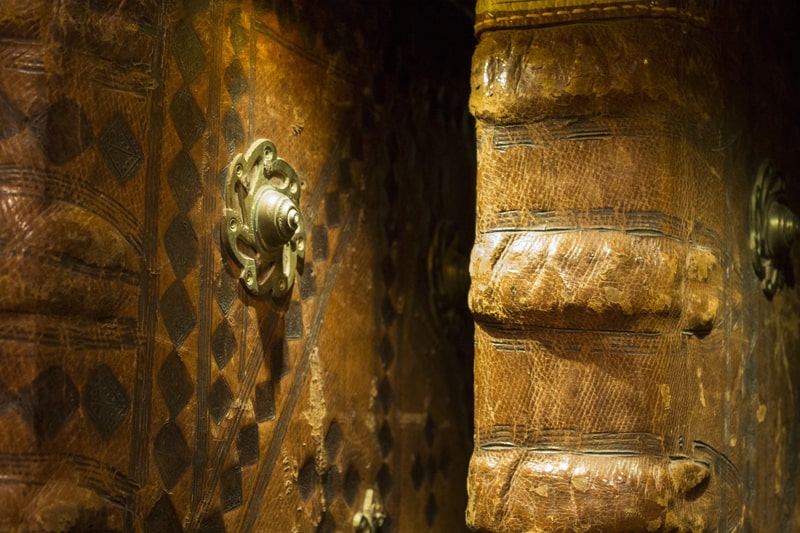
left=0, top=0, right=474, bottom=531
left=467, top=2, right=800, bottom=532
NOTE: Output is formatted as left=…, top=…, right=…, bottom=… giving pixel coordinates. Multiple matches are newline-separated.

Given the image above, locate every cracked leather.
left=467, top=3, right=750, bottom=532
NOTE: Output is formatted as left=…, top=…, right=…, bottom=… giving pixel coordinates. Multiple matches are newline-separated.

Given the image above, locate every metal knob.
left=223, top=139, right=306, bottom=297
left=255, top=189, right=301, bottom=247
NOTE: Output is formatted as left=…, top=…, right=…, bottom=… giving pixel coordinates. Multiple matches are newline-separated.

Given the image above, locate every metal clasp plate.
left=223, top=139, right=306, bottom=297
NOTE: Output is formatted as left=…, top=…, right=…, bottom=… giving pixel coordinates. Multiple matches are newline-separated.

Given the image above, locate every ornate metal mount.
left=353, top=489, right=386, bottom=532
left=223, top=139, right=305, bottom=297
left=353, top=489, right=386, bottom=533
left=749, top=160, right=800, bottom=298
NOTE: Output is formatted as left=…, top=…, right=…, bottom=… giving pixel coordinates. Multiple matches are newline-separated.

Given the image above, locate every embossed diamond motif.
left=216, top=269, right=239, bottom=317
left=228, top=11, right=247, bottom=54
left=211, top=319, right=236, bottom=370
left=161, top=281, right=197, bottom=348
left=83, top=364, right=130, bottom=439
left=99, top=115, right=144, bottom=184
left=19, top=366, right=79, bottom=441
left=158, top=351, right=194, bottom=419
left=324, top=420, right=343, bottom=461
left=381, top=294, right=395, bottom=324
left=238, top=424, right=259, bottom=466
left=164, top=214, right=199, bottom=281
left=343, top=464, right=360, bottom=507
left=299, top=263, right=316, bottom=300
left=312, top=225, right=329, bottom=262
left=318, top=510, right=336, bottom=533
left=378, top=420, right=393, bottom=457
left=425, top=494, right=438, bottom=527
left=254, top=380, right=275, bottom=422
left=168, top=149, right=202, bottom=213
left=379, top=334, right=394, bottom=369
left=145, top=493, right=183, bottom=532
left=377, top=462, right=392, bottom=498
left=170, top=86, right=206, bottom=148
left=209, top=376, right=233, bottom=426
left=270, top=338, right=289, bottom=381
left=298, top=458, right=317, bottom=501
left=154, top=422, right=192, bottom=489
left=285, top=301, right=304, bottom=339
left=224, top=59, right=247, bottom=104
left=171, top=19, right=206, bottom=84
left=378, top=376, right=393, bottom=412
left=223, top=107, right=244, bottom=155
left=217, top=165, right=228, bottom=197
left=321, top=467, right=339, bottom=506
left=222, top=465, right=243, bottom=512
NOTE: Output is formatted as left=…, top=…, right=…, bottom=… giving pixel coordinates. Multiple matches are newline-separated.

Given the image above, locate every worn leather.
left=466, top=6, right=763, bottom=532
left=473, top=0, right=715, bottom=33
left=0, top=0, right=474, bottom=531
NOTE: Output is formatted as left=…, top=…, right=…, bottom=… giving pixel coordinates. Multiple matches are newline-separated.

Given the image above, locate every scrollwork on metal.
left=223, top=139, right=306, bottom=297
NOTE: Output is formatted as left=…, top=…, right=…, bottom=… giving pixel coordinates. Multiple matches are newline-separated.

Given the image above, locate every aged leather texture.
left=467, top=3, right=800, bottom=532
left=0, top=0, right=474, bottom=531
left=474, top=0, right=716, bottom=33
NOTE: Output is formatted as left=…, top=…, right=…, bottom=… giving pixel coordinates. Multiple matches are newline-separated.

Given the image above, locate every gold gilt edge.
left=475, top=0, right=714, bottom=34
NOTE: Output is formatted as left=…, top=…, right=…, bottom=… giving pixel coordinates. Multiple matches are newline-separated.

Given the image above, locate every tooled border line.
left=476, top=3, right=711, bottom=34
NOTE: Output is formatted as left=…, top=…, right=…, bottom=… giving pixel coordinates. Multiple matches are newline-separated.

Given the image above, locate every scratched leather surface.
left=467, top=2, right=800, bottom=531
left=0, top=0, right=474, bottom=531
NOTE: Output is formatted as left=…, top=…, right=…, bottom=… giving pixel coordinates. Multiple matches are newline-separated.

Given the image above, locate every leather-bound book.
left=466, top=1, right=767, bottom=531
left=0, top=1, right=474, bottom=530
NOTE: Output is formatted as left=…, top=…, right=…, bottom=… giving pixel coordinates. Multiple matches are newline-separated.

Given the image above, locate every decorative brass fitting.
left=223, top=139, right=306, bottom=297
left=749, top=160, right=800, bottom=298
left=353, top=489, right=386, bottom=532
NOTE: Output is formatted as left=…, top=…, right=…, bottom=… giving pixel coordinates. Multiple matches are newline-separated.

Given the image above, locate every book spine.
left=467, top=13, right=743, bottom=532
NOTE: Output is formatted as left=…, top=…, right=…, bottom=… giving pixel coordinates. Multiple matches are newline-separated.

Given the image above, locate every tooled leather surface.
left=0, top=1, right=474, bottom=531
left=467, top=19, right=744, bottom=532
left=714, top=3, right=800, bottom=529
